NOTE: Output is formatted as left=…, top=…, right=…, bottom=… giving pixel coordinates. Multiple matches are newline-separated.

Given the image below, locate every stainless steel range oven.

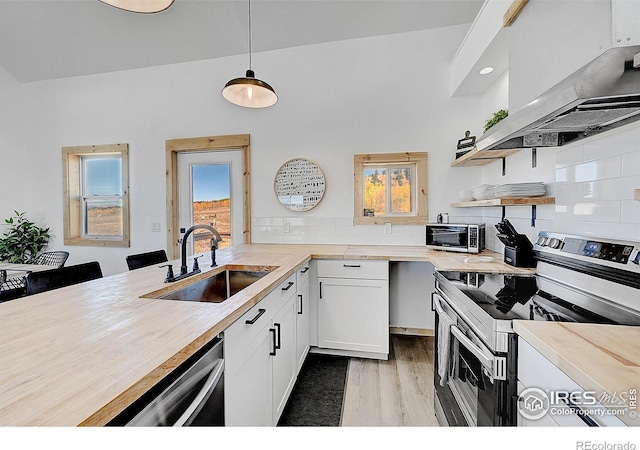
left=433, top=232, right=640, bottom=427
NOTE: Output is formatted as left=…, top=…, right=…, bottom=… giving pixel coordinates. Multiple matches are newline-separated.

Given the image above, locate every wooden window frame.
left=62, top=143, right=130, bottom=247
left=165, top=134, right=251, bottom=259
left=354, top=152, right=428, bottom=225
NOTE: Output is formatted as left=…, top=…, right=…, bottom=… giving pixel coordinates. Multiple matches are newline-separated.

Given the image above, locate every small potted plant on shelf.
left=0, top=211, right=51, bottom=264
left=484, top=109, right=509, bottom=133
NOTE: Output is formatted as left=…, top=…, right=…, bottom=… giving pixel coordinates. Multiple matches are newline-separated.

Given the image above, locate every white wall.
left=0, top=65, right=26, bottom=221
left=3, top=25, right=483, bottom=275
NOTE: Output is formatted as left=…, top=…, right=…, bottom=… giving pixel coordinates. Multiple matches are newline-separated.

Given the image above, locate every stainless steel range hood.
left=476, top=45, right=640, bottom=152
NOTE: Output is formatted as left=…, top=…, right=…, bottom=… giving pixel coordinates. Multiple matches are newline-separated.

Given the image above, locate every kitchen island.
left=514, top=321, right=640, bottom=427
left=0, top=244, right=533, bottom=426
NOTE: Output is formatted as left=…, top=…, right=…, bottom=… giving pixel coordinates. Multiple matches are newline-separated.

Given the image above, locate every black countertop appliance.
left=495, top=219, right=535, bottom=268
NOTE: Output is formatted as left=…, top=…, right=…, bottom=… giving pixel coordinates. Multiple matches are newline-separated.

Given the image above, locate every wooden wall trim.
left=165, top=134, right=251, bottom=259
left=503, top=0, right=529, bottom=27
left=165, top=134, right=250, bottom=152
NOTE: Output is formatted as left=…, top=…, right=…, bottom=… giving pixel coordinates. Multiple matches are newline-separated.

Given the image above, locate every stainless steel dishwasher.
left=109, top=336, right=224, bottom=426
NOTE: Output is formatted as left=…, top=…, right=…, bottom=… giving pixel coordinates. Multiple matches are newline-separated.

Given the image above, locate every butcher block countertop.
left=514, top=321, right=640, bottom=427
left=0, top=243, right=529, bottom=426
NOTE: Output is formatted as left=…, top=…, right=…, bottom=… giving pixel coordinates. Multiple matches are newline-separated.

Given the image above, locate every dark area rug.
left=277, top=353, right=349, bottom=427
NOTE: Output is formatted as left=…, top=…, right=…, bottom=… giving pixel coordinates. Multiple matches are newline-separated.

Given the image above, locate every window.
left=354, top=152, right=428, bottom=225
left=63, top=144, right=130, bottom=247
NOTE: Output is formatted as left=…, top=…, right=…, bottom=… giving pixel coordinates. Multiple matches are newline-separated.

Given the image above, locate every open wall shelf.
left=450, top=148, right=522, bottom=166
left=450, top=197, right=555, bottom=208
left=451, top=197, right=555, bottom=227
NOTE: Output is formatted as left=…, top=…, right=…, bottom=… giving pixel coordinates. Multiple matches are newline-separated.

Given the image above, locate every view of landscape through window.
left=363, top=166, right=413, bottom=216
left=191, top=164, right=231, bottom=253
left=84, top=157, right=123, bottom=237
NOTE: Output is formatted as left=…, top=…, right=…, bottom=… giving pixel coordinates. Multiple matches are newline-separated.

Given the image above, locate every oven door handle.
left=450, top=325, right=494, bottom=377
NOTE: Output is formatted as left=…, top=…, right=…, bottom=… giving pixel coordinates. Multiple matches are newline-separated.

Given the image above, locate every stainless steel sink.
left=156, top=268, right=273, bottom=303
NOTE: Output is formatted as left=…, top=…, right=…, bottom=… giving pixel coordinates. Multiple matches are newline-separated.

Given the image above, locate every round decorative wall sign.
left=274, top=158, right=326, bottom=211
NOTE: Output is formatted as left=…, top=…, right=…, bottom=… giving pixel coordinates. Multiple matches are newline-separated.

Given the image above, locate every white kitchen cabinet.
left=271, top=294, right=297, bottom=422
left=224, top=272, right=298, bottom=426
left=316, top=260, right=389, bottom=359
left=295, top=264, right=310, bottom=372
left=225, top=328, right=272, bottom=426
left=517, top=337, right=626, bottom=427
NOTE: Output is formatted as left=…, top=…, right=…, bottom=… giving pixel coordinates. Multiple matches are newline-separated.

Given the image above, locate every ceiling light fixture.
left=479, top=66, right=495, bottom=75
left=222, top=0, right=278, bottom=108
left=98, top=0, right=174, bottom=14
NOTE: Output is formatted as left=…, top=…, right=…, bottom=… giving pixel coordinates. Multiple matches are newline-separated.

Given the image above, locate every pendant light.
left=98, top=0, right=174, bottom=14
left=222, top=0, right=278, bottom=108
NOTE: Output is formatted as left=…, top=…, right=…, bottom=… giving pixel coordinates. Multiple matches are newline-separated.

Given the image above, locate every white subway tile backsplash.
left=622, top=152, right=640, bottom=177
left=583, top=123, right=640, bottom=161
left=251, top=216, right=424, bottom=246
left=574, top=156, right=621, bottom=182
left=586, top=176, right=640, bottom=201
left=334, top=225, right=356, bottom=236
left=391, top=235, right=423, bottom=246
left=282, top=234, right=306, bottom=244
left=582, top=222, right=640, bottom=241
left=253, top=234, right=284, bottom=244
left=555, top=166, right=570, bottom=183
left=353, top=234, right=392, bottom=245
left=554, top=182, right=584, bottom=203
left=553, top=202, right=621, bottom=222
left=621, top=200, right=640, bottom=224
left=315, top=235, right=353, bottom=245
left=555, top=145, right=584, bottom=168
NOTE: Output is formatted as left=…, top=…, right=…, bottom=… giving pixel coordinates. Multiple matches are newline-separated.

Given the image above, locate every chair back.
left=25, top=261, right=103, bottom=295
left=33, top=251, right=70, bottom=268
left=126, top=250, right=168, bottom=271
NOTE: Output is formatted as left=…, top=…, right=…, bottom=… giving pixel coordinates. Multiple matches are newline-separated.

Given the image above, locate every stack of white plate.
left=471, top=184, right=493, bottom=200
left=459, top=188, right=474, bottom=202
left=490, top=182, right=546, bottom=198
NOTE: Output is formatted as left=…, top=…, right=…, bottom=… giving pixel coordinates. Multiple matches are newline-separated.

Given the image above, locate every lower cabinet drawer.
left=317, top=259, right=388, bottom=280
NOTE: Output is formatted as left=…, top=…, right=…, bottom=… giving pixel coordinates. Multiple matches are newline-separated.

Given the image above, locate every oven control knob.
left=548, top=238, right=562, bottom=249
left=536, top=236, right=548, bottom=246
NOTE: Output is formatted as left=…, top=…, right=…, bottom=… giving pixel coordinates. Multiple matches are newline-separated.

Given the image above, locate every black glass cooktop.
left=438, top=271, right=619, bottom=324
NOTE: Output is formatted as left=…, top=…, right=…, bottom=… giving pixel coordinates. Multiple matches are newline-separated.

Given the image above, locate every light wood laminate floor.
left=340, top=335, right=438, bottom=426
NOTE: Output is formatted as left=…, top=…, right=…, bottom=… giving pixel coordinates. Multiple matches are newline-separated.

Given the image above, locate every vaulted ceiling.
left=0, top=0, right=484, bottom=83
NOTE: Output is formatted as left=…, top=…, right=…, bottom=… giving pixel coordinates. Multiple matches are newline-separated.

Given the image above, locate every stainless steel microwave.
left=425, top=223, right=486, bottom=253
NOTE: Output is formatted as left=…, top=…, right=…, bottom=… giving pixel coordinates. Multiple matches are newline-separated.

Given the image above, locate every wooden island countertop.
left=514, top=321, right=640, bottom=427
left=0, top=244, right=534, bottom=426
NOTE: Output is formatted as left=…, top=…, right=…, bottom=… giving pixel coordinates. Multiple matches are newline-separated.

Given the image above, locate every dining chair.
left=33, top=251, right=70, bottom=268
left=25, top=261, right=103, bottom=296
left=0, top=281, right=26, bottom=302
left=126, top=250, right=168, bottom=271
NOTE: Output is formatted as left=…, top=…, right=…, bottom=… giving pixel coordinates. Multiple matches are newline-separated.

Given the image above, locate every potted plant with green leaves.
left=0, top=211, right=51, bottom=264
left=484, top=109, right=509, bottom=133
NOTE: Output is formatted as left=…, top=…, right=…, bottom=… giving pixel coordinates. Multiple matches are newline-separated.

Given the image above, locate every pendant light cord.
left=248, top=0, right=252, bottom=71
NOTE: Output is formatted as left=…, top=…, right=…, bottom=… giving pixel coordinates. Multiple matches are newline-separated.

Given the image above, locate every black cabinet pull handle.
left=269, top=328, right=277, bottom=356
left=343, top=264, right=361, bottom=268
left=301, top=266, right=310, bottom=273
left=245, top=308, right=266, bottom=325
left=319, top=281, right=322, bottom=299
left=561, top=398, right=599, bottom=427
left=274, top=323, right=281, bottom=350
left=430, top=292, right=436, bottom=312
left=282, top=281, right=294, bottom=291
left=298, top=294, right=303, bottom=315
